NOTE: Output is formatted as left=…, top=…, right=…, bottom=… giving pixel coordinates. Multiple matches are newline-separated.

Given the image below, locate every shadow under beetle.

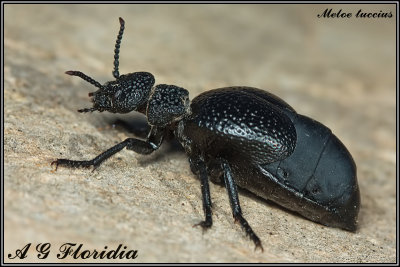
left=52, top=18, right=360, bottom=251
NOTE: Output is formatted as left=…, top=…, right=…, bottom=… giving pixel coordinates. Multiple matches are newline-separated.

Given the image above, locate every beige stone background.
left=4, top=4, right=397, bottom=263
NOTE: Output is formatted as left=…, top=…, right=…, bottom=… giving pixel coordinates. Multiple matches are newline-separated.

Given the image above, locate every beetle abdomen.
left=187, top=87, right=297, bottom=164
left=259, top=114, right=360, bottom=231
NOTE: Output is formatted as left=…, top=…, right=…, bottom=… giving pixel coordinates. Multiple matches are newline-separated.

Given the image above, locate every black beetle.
left=52, top=18, right=360, bottom=251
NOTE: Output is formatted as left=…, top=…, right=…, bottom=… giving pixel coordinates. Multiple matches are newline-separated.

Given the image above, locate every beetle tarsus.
left=221, top=159, right=263, bottom=251
left=51, top=159, right=94, bottom=169
left=234, top=213, right=263, bottom=252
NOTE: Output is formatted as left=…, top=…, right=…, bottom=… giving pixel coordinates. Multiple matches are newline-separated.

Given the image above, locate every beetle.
left=52, top=17, right=360, bottom=251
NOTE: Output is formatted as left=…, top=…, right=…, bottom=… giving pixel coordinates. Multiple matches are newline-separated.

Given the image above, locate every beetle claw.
left=92, top=164, right=100, bottom=172
left=193, top=220, right=212, bottom=234
left=51, top=160, right=59, bottom=171
left=254, top=242, right=264, bottom=253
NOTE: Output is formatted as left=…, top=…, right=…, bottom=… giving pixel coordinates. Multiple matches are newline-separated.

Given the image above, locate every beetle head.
left=66, top=17, right=157, bottom=114
left=66, top=71, right=155, bottom=113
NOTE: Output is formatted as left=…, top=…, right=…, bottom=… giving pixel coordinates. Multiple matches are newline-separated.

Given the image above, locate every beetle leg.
left=111, top=118, right=150, bottom=139
left=191, top=158, right=213, bottom=231
left=52, top=126, right=165, bottom=170
left=220, top=159, right=264, bottom=252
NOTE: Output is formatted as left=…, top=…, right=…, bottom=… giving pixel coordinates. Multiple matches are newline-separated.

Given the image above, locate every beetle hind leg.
left=221, top=159, right=264, bottom=252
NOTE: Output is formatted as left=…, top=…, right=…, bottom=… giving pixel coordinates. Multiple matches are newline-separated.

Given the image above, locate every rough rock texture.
left=4, top=4, right=396, bottom=263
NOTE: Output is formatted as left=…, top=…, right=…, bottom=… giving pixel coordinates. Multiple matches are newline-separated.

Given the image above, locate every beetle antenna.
left=112, top=17, right=125, bottom=79
left=65, top=71, right=104, bottom=90
left=77, top=107, right=97, bottom=113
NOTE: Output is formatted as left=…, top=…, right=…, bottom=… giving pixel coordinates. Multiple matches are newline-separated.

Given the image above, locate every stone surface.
left=4, top=4, right=396, bottom=263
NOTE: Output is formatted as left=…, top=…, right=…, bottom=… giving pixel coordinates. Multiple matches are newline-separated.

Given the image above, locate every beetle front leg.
left=190, top=158, right=213, bottom=231
left=220, top=159, right=264, bottom=252
left=52, top=126, right=165, bottom=170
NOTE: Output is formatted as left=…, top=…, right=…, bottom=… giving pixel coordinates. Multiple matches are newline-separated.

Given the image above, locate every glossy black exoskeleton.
left=52, top=18, right=360, bottom=251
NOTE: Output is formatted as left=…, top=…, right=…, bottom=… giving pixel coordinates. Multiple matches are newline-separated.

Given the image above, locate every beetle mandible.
left=52, top=18, right=360, bottom=251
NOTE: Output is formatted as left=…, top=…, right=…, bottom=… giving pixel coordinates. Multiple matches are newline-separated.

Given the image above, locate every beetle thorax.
left=145, top=84, right=191, bottom=127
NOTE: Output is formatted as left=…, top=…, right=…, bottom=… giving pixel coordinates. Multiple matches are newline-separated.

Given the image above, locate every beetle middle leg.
left=220, top=158, right=264, bottom=252
left=190, top=157, right=213, bottom=231
left=52, top=126, right=165, bottom=170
